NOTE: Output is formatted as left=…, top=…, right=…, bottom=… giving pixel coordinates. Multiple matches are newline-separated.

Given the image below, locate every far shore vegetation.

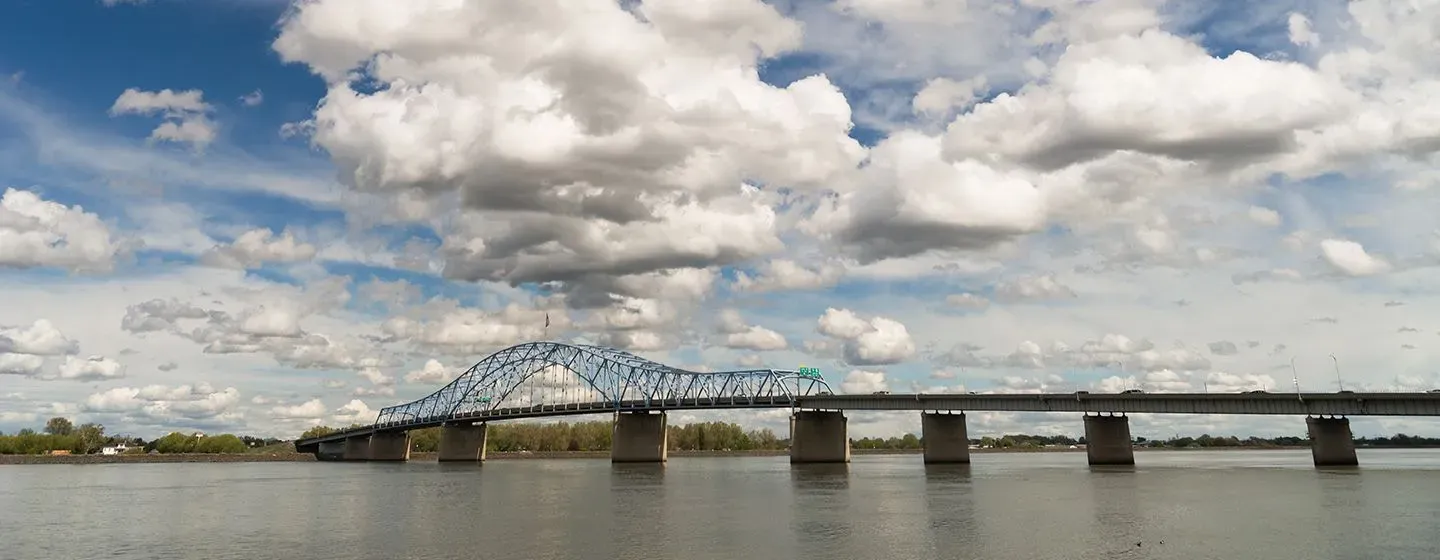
left=3, top=416, right=1440, bottom=456
left=0, top=417, right=284, bottom=456
left=301, top=421, right=1440, bottom=453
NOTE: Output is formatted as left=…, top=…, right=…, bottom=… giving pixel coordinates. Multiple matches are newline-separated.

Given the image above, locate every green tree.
left=153, top=432, right=198, bottom=453
left=44, top=417, right=74, bottom=436
left=75, top=423, right=106, bottom=454
left=410, top=427, right=441, bottom=452
left=301, top=426, right=336, bottom=439
left=195, top=434, right=247, bottom=453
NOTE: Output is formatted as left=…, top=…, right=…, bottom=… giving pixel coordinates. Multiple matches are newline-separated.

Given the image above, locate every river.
left=2, top=449, right=1438, bottom=560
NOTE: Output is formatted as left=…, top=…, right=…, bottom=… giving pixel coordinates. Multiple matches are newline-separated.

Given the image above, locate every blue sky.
left=1, top=0, right=1439, bottom=440
left=1, top=0, right=317, bottom=140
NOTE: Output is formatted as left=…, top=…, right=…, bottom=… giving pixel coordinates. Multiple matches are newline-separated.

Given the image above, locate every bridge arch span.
left=374, top=341, right=832, bottom=427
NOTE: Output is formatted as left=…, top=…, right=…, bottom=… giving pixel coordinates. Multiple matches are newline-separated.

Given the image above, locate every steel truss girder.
left=373, top=342, right=833, bottom=428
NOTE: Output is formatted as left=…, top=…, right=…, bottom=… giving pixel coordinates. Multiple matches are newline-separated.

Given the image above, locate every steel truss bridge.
left=294, top=342, right=1440, bottom=449
left=299, top=342, right=833, bottom=444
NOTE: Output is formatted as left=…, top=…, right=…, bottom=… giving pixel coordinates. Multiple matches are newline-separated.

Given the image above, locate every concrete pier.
left=438, top=422, right=488, bottom=462
left=921, top=412, right=971, bottom=464
left=1307, top=416, right=1358, bottom=466
left=1083, top=414, right=1134, bottom=466
left=368, top=431, right=411, bottom=461
left=790, top=410, right=850, bottom=463
left=612, top=411, right=668, bottom=463
left=315, top=440, right=346, bottom=461
left=342, top=435, right=371, bottom=461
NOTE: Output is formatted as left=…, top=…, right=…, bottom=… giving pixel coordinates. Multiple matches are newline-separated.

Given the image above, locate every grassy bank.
left=0, top=452, right=318, bottom=465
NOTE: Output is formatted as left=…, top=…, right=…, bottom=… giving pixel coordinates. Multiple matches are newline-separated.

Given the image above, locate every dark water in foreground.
left=3, top=449, right=1439, bottom=560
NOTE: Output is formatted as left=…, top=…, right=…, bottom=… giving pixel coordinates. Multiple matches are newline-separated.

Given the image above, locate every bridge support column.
left=612, top=412, right=668, bottom=463
left=790, top=410, right=850, bottom=463
left=439, top=422, right=488, bottom=462
left=1307, top=416, right=1358, bottom=467
left=368, top=431, right=411, bottom=462
left=315, top=440, right=346, bottom=461
left=921, top=412, right=970, bottom=464
left=342, top=435, right=371, bottom=461
left=1083, top=414, right=1134, bottom=466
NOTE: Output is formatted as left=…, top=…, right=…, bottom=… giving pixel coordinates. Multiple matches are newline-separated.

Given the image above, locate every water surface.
left=3, top=449, right=1438, bottom=560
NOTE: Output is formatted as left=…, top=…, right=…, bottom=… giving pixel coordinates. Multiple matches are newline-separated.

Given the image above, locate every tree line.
left=7, top=416, right=1440, bottom=456
left=303, top=420, right=789, bottom=452
left=852, top=434, right=1080, bottom=450
left=1138, top=433, right=1440, bottom=448
left=302, top=423, right=1440, bottom=452
left=807, top=432, right=1440, bottom=450
left=0, top=417, right=285, bottom=455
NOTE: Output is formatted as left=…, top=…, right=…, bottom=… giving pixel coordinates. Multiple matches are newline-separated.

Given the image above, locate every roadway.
left=798, top=391, right=1440, bottom=416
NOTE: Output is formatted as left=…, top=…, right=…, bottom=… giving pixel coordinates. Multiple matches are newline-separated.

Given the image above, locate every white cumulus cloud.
left=817, top=308, right=916, bottom=365
left=1320, top=239, right=1391, bottom=276
left=109, top=87, right=217, bottom=150
left=0, top=188, right=126, bottom=273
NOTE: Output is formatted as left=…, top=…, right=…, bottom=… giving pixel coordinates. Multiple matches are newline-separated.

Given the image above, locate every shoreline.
left=0, top=445, right=1384, bottom=465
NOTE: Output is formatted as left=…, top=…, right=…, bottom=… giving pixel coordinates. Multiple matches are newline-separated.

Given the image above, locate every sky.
left=2, top=0, right=1439, bottom=441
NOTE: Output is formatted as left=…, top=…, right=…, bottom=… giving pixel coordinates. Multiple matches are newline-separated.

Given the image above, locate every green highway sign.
left=797, top=366, right=822, bottom=378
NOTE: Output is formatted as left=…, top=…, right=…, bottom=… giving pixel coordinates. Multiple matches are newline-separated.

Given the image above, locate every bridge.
left=294, top=342, right=1440, bottom=468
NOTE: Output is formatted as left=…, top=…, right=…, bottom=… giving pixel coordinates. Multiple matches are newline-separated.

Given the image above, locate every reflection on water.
left=789, top=462, right=851, bottom=555
left=1087, top=464, right=1137, bottom=474
left=2, top=450, right=1440, bottom=560
left=922, top=463, right=977, bottom=558
left=921, top=462, right=972, bottom=484
left=789, top=462, right=850, bottom=488
left=611, top=461, right=667, bottom=484
left=1087, top=467, right=1143, bottom=558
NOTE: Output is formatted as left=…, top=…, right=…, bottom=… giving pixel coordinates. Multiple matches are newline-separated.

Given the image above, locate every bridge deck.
left=800, top=392, right=1440, bottom=416
left=292, top=392, right=1440, bottom=451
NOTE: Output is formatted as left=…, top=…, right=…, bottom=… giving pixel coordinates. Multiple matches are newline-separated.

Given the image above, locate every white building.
left=101, top=444, right=130, bottom=455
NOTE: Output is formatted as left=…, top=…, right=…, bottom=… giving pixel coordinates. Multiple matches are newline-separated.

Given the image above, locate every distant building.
left=101, top=444, right=131, bottom=455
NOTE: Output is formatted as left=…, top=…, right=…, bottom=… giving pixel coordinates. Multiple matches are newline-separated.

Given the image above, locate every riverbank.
left=0, top=452, right=318, bottom=465
left=0, top=445, right=1341, bottom=465
left=2, top=450, right=797, bottom=464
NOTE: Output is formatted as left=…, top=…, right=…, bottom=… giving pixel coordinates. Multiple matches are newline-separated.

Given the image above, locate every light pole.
left=1290, top=356, right=1300, bottom=395
left=1329, top=354, right=1344, bottom=392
